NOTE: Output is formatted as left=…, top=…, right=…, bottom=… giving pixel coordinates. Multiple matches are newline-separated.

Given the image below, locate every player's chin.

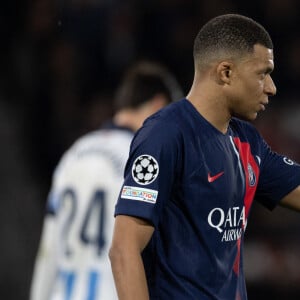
left=248, top=112, right=258, bottom=121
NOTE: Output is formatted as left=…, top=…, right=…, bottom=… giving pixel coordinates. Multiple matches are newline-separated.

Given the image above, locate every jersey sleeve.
left=255, top=137, right=300, bottom=210
left=115, top=118, right=181, bottom=227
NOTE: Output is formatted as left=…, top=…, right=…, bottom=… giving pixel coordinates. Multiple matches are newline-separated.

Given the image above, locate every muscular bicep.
left=280, top=186, right=300, bottom=212
left=111, top=215, right=154, bottom=254
left=109, top=215, right=154, bottom=299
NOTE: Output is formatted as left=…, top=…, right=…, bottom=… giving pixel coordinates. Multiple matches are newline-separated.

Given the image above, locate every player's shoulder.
left=54, top=128, right=133, bottom=176
left=142, top=99, right=187, bottom=134
left=127, top=101, right=186, bottom=154
left=150, top=98, right=187, bottom=121
left=74, top=127, right=133, bottom=149
left=68, top=128, right=133, bottom=155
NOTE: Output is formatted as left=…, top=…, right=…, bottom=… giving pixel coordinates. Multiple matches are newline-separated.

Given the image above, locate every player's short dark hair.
left=114, top=61, right=183, bottom=111
left=193, top=14, right=273, bottom=70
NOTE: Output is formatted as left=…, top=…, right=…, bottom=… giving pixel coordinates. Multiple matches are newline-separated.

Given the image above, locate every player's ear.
left=216, top=61, right=233, bottom=85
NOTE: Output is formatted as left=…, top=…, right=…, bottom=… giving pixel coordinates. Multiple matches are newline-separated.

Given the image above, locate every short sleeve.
left=255, top=138, right=300, bottom=210
left=115, top=118, right=181, bottom=227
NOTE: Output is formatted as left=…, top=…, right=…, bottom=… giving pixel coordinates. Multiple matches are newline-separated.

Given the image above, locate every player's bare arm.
left=280, top=185, right=300, bottom=212
left=109, top=215, right=154, bottom=300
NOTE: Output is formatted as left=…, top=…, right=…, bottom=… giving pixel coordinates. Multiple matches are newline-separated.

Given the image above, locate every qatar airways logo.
left=207, top=206, right=246, bottom=242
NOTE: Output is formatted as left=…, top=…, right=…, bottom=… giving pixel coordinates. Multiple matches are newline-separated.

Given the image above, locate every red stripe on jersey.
left=232, top=137, right=260, bottom=277
left=233, top=137, right=259, bottom=219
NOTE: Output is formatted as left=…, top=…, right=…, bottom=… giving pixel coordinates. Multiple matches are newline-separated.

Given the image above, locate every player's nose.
left=264, top=74, right=276, bottom=96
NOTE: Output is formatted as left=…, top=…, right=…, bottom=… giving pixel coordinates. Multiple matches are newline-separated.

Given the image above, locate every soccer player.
left=109, top=14, right=300, bottom=299
left=30, top=61, right=182, bottom=300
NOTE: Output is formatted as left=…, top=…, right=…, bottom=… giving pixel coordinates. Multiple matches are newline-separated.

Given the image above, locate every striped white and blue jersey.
left=30, top=125, right=133, bottom=300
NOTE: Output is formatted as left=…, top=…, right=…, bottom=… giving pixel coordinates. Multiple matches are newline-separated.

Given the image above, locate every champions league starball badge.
left=132, top=155, right=159, bottom=185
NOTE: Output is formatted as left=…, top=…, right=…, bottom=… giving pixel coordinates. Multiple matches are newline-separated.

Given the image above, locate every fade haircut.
left=114, top=61, right=183, bottom=111
left=193, top=14, right=273, bottom=71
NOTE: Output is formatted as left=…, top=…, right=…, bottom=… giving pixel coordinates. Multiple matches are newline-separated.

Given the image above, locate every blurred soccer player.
left=30, top=61, right=182, bottom=300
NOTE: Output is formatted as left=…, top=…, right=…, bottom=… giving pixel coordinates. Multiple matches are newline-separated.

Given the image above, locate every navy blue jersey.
left=115, top=99, right=300, bottom=300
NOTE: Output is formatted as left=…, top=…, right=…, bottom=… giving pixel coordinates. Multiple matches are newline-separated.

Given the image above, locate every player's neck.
left=186, top=84, right=231, bottom=134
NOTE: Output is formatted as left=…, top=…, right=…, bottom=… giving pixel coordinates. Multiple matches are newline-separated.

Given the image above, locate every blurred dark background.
left=0, top=0, right=299, bottom=299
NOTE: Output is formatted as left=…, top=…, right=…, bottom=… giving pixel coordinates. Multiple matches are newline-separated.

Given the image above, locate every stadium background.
left=0, top=0, right=299, bottom=299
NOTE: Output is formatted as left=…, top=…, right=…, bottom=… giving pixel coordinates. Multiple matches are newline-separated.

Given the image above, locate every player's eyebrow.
left=259, top=65, right=273, bottom=75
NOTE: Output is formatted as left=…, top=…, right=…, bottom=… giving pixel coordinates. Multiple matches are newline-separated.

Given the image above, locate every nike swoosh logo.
left=208, top=171, right=224, bottom=183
